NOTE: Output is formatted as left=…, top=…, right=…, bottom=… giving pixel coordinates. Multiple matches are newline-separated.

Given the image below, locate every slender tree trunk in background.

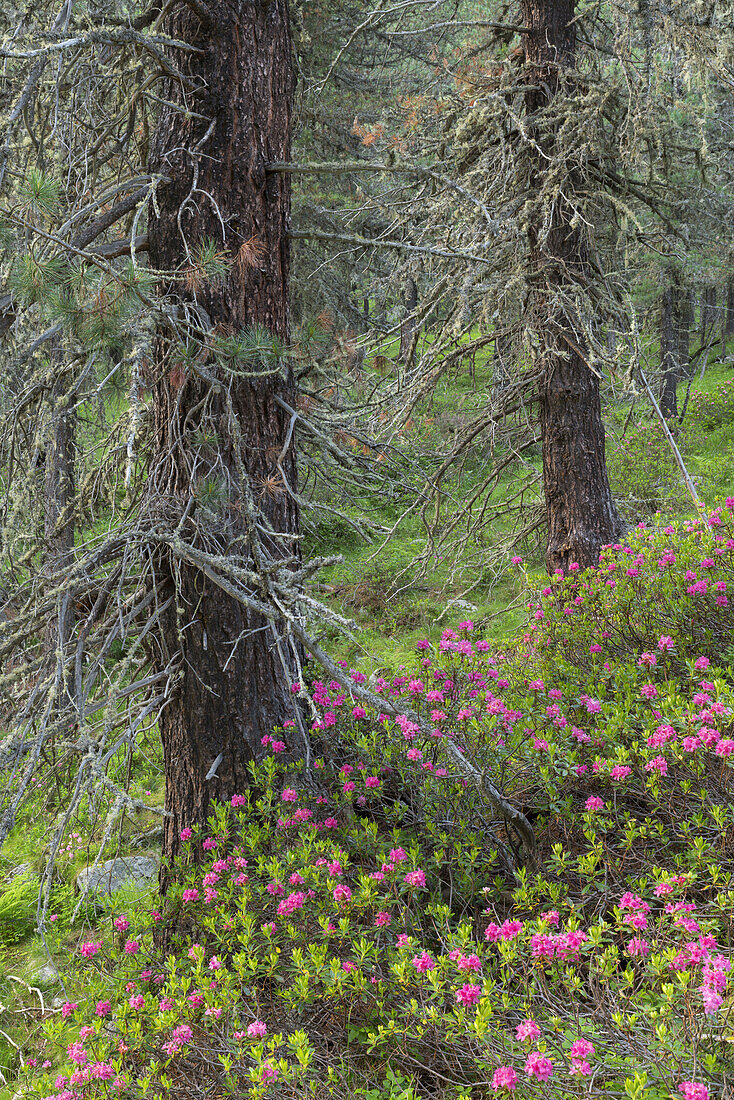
left=701, top=285, right=717, bottom=338
left=148, top=0, right=300, bottom=873
left=492, top=329, right=512, bottom=395
left=522, top=0, right=623, bottom=574
left=726, top=279, right=734, bottom=337
left=677, top=286, right=691, bottom=379
left=659, top=287, right=679, bottom=420
left=399, top=275, right=418, bottom=369
left=44, top=355, right=76, bottom=688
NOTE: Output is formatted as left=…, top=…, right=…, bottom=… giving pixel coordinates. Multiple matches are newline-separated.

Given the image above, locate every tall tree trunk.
left=659, top=286, right=678, bottom=419
left=148, top=0, right=300, bottom=873
left=522, top=0, right=623, bottom=573
left=399, top=274, right=418, bottom=370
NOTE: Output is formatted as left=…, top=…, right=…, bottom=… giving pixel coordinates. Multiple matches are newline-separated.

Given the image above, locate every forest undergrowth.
left=3, top=495, right=734, bottom=1099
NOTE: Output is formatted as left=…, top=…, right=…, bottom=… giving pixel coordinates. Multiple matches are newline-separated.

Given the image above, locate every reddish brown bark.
left=522, top=0, right=623, bottom=573
left=147, top=0, right=300, bottom=873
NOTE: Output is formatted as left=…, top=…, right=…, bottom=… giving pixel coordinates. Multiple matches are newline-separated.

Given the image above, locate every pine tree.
left=145, top=0, right=302, bottom=869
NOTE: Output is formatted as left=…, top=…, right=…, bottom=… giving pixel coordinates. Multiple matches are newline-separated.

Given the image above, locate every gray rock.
left=75, top=854, right=159, bottom=897
left=129, top=824, right=164, bottom=850
left=32, top=963, right=60, bottom=985
left=5, top=862, right=32, bottom=883
left=449, top=599, right=478, bottom=613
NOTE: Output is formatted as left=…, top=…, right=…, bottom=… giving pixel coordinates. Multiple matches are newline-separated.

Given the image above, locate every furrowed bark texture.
left=147, top=0, right=299, bottom=871
left=522, top=0, right=623, bottom=573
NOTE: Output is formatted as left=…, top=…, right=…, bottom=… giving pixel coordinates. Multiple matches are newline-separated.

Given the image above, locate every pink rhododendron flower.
left=679, top=1085, right=709, bottom=1100
left=67, top=1042, right=88, bottom=1066
left=161, top=1024, right=193, bottom=1057
left=455, top=983, right=481, bottom=1006
left=515, top=1019, right=540, bottom=1042
left=278, top=891, right=306, bottom=916
left=645, top=754, right=668, bottom=776
left=569, top=1039, right=594, bottom=1060
left=525, top=1051, right=553, bottom=1081
left=247, top=1020, right=268, bottom=1038
left=491, top=1066, right=518, bottom=1091
left=412, top=951, right=436, bottom=972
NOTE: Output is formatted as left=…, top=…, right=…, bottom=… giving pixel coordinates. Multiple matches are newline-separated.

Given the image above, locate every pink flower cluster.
left=161, top=1024, right=193, bottom=1057
left=530, top=929, right=587, bottom=961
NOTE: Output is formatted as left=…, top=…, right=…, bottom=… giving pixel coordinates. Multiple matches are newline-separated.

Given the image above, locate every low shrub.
left=680, top=377, right=734, bottom=433
left=16, top=508, right=734, bottom=1100
left=606, top=420, right=681, bottom=519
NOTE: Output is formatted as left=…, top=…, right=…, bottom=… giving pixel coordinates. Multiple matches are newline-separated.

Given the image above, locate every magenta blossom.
left=515, top=1019, right=541, bottom=1042
left=491, top=1066, right=518, bottom=1091
left=455, top=983, right=481, bottom=1006
left=525, top=1051, right=553, bottom=1081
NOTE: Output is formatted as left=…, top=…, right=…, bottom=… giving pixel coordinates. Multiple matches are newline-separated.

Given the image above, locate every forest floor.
left=1, top=342, right=734, bottom=1098
left=307, top=344, right=734, bottom=669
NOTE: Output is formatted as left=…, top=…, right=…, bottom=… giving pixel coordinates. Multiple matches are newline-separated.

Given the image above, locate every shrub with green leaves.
left=605, top=420, right=681, bottom=520
left=13, top=507, right=734, bottom=1100
left=0, top=871, right=39, bottom=946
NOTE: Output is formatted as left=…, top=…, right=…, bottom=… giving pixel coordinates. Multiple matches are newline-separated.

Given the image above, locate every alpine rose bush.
left=19, top=511, right=734, bottom=1100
